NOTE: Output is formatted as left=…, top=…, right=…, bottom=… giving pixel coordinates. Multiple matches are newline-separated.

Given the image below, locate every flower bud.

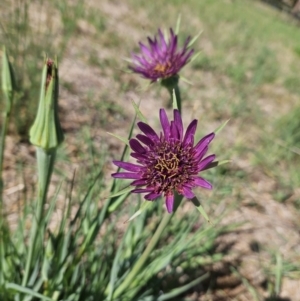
left=29, top=58, right=64, bottom=150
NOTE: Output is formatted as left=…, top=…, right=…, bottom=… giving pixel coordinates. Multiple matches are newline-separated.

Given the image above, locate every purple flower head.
left=129, top=28, right=194, bottom=81
left=112, top=109, right=216, bottom=213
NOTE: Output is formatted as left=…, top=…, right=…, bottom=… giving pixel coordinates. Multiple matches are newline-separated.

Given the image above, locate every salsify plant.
left=0, top=25, right=230, bottom=300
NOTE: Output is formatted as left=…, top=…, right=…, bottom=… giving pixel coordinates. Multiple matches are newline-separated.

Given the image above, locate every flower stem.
left=22, top=148, right=56, bottom=286
left=0, top=110, right=9, bottom=207
left=1, top=46, right=15, bottom=204
left=161, top=75, right=182, bottom=114
left=112, top=211, right=172, bottom=299
left=111, top=194, right=183, bottom=299
left=172, top=82, right=182, bottom=114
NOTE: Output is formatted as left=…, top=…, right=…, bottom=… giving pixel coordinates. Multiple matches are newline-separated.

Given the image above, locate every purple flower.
left=112, top=109, right=216, bottom=213
left=129, top=28, right=194, bottom=81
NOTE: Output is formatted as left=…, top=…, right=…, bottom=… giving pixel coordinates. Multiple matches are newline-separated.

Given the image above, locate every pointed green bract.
left=131, top=100, right=147, bottom=123
left=125, top=201, right=152, bottom=223
left=175, top=14, right=181, bottom=35
left=179, top=75, right=193, bottom=85
left=172, top=88, right=178, bottom=110
left=190, top=50, right=201, bottom=63
left=203, top=159, right=231, bottom=171
left=215, top=119, right=230, bottom=134
left=191, top=197, right=210, bottom=223
left=187, top=30, right=203, bottom=48
left=29, top=57, right=64, bottom=151
left=107, top=185, right=133, bottom=199
left=107, top=132, right=129, bottom=146
left=196, top=204, right=210, bottom=223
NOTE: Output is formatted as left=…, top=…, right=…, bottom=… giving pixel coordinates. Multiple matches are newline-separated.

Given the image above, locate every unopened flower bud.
left=30, top=58, right=64, bottom=150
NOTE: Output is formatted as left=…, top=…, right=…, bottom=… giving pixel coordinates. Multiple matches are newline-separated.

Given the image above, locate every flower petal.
left=198, top=154, right=216, bottom=171
left=194, top=177, right=212, bottom=190
left=131, top=179, right=148, bottom=186
left=129, top=138, right=147, bottom=154
left=136, top=134, right=154, bottom=147
left=181, top=186, right=195, bottom=199
left=132, top=188, right=154, bottom=193
left=159, top=108, right=170, bottom=139
left=169, top=28, right=177, bottom=54
left=194, top=146, right=208, bottom=161
left=194, top=133, right=215, bottom=154
left=183, top=119, right=197, bottom=145
left=145, top=192, right=161, bottom=200
left=113, top=161, right=142, bottom=172
left=112, top=172, right=140, bottom=179
left=137, top=122, right=159, bottom=142
left=170, top=121, right=178, bottom=140
left=139, top=42, right=152, bottom=58
left=174, top=109, right=183, bottom=140
left=165, top=193, right=174, bottom=213
left=130, top=152, right=149, bottom=162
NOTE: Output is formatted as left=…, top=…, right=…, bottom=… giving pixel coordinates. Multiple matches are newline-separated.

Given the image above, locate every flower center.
left=146, top=140, right=195, bottom=195
left=155, top=152, right=179, bottom=179
left=153, top=61, right=171, bottom=75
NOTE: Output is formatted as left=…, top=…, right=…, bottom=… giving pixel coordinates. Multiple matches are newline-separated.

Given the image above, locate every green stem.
left=22, top=148, right=56, bottom=287
left=0, top=111, right=11, bottom=278
left=161, top=75, right=182, bottom=114
left=0, top=111, right=10, bottom=206
left=112, top=212, right=172, bottom=299
left=172, top=83, right=182, bottom=114
left=111, top=194, right=183, bottom=299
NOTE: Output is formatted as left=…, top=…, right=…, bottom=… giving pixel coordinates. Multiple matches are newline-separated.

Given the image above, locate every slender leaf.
left=131, top=100, right=147, bottom=123
left=6, top=283, right=55, bottom=301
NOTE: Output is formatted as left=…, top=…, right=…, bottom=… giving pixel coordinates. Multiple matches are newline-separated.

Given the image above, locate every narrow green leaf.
left=131, top=100, right=147, bottom=123
left=215, top=119, right=230, bottom=134
left=1, top=46, right=16, bottom=110
left=175, top=14, right=181, bottom=35
left=197, top=205, right=210, bottom=222
left=231, top=267, right=260, bottom=301
left=123, top=57, right=134, bottom=64
left=108, top=190, right=129, bottom=213
left=158, top=273, right=209, bottom=301
left=59, top=170, right=75, bottom=233
left=172, top=89, right=178, bottom=110
left=106, top=185, right=133, bottom=199
left=44, top=180, right=63, bottom=226
left=203, top=159, right=231, bottom=171
left=191, top=198, right=210, bottom=223
left=190, top=51, right=201, bottom=63
left=107, top=132, right=129, bottom=146
left=107, top=232, right=127, bottom=300
left=5, top=283, right=55, bottom=301
left=275, top=252, right=283, bottom=295
left=125, top=201, right=152, bottom=223
left=23, top=278, right=44, bottom=301
left=188, top=30, right=203, bottom=47
left=179, top=76, right=193, bottom=86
